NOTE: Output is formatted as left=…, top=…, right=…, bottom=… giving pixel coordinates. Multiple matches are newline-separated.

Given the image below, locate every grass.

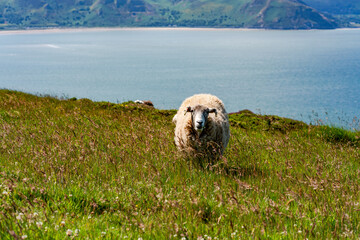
left=0, top=89, right=359, bottom=239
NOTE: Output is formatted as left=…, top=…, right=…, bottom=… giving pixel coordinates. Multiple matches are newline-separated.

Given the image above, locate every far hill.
left=302, top=0, right=360, bottom=14
left=0, top=0, right=338, bottom=29
left=303, top=0, right=360, bottom=27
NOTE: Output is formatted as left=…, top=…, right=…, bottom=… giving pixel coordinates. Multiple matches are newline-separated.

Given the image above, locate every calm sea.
left=1, top=28, right=359, bottom=129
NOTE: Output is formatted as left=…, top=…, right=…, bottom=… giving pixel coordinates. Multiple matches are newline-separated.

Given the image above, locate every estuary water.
left=0, top=28, right=359, bottom=129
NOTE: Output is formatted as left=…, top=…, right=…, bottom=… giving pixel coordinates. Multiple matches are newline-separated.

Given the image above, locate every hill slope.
left=302, top=0, right=360, bottom=14
left=0, top=90, right=359, bottom=238
left=0, top=0, right=338, bottom=29
left=303, top=0, right=360, bottom=27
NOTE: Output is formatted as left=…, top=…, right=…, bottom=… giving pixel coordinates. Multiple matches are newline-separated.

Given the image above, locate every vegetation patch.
left=317, top=126, right=360, bottom=146
left=229, top=109, right=307, bottom=132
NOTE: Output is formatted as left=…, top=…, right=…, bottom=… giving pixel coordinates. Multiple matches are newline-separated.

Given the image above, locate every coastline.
left=5, top=26, right=360, bottom=35
left=0, top=27, right=261, bottom=35
left=0, top=26, right=359, bottom=35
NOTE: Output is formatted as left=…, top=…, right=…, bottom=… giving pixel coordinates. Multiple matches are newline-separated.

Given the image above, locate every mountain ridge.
left=0, top=0, right=340, bottom=30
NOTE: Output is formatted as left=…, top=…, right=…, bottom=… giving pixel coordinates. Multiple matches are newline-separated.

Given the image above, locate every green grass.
left=0, top=89, right=359, bottom=239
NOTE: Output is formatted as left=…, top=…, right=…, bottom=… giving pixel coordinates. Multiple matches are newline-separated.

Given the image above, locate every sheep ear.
left=172, top=114, right=178, bottom=124
left=209, top=108, right=217, bottom=116
left=184, top=106, right=193, bottom=115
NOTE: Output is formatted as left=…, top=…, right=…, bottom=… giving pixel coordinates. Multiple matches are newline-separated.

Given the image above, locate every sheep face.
left=185, top=105, right=217, bottom=133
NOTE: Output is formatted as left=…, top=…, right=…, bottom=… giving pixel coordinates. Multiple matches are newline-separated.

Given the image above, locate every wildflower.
left=55, top=225, right=59, bottom=230
left=22, top=235, right=28, bottom=239
left=138, top=238, right=143, bottom=240
left=36, top=221, right=43, bottom=228
left=2, top=191, right=9, bottom=196
left=181, top=238, right=186, bottom=240
left=101, top=232, right=106, bottom=236
left=66, top=229, right=73, bottom=236
left=33, top=212, right=39, bottom=217
left=16, top=213, right=24, bottom=221
left=75, top=229, right=80, bottom=236
left=88, top=215, right=92, bottom=219
left=60, top=221, right=66, bottom=227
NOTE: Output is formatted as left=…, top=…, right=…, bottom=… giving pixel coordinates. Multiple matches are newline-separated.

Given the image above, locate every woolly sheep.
left=172, top=94, right=230, bottom=157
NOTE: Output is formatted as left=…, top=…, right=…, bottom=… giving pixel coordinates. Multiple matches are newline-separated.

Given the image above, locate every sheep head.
left=185, top=105, right=217, bottom=133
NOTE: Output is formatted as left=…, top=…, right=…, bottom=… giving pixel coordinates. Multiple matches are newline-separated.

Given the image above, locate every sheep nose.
left=196, top=120, right=203, bottom=126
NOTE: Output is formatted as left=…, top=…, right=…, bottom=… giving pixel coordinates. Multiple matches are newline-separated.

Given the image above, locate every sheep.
left=172, top=94, right=230, bottom=157
left=135, top=99, right=154, bottom=107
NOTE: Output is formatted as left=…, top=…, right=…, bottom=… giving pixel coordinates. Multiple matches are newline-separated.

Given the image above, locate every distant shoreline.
left=0, top=27, right=257, bottom=35
left=1, top=26, right=358, bottom=35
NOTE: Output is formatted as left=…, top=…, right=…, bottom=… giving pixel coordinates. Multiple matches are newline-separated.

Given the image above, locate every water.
left=1, top=28, right=359, bottom=129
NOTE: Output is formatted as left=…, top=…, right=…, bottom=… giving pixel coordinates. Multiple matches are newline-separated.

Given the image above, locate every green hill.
left=0, top=0, right=338, bottom=29
left=302, top=0, right=360, bottom=14
left=1, top=90, right=359, bottom=238
left=303, top=0, right=360, bottom=27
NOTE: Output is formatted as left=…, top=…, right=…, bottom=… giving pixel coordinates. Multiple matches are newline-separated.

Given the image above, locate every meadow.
left=0, top=89, right=359, bottom=239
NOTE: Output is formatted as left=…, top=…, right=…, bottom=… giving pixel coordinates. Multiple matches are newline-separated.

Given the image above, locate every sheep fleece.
left=173, top=94, right=230, bottom=154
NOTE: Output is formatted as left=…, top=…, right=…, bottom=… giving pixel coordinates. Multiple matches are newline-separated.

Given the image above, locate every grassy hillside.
left=0, top=0, right=338, bottom=29
left=0, top=90, right=359, bottom=239
left=303, top=0, right=360, bottom=27
left=303, top=0, right=360, bottom=15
